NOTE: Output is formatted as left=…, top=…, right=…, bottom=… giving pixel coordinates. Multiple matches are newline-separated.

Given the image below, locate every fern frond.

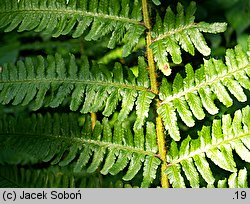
left=150, top=2, right=227, bottom=75
left=0, top=0, right=145, bottom=57
left=158, top=36, right=250, bottom=141
left=166, top=106, right=250, bottom=188
left=0, top=54, right=155, bottom=129
left=0, top=112, right=161, bottom=187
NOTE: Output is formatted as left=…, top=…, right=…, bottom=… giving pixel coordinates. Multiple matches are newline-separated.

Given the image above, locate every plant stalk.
left=142, top=0, right=169, bottom=188
left=156, top=114, right=169, bottom=188
left=91, top=112, right=97, bottom=130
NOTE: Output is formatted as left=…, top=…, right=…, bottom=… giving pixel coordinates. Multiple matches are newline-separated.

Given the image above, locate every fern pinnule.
left=166, top=106, right=250, bottom=188
left=151, top=0, right=161, bottom=6
left=216, top=168, right=248, bottom=188
left=158, top=36, right=250, bottom=141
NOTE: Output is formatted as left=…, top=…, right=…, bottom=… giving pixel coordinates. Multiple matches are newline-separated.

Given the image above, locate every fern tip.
left=159, top=63, right=171, bottom=76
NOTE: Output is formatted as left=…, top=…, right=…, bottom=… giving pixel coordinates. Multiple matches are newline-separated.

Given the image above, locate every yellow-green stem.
left=91, top=112, right=97, bottom=130
left=156, top=113, right=169, bottom=188
left=146, top=35, right=158, bottom=94
left=142, top=0, right=169, bottom=188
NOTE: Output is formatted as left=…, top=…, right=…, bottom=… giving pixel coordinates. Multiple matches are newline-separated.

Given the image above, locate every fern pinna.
left=0, top=0, right=144, bottom=57
left=0, top=113, right=160, bottom=187
left=0, top=54, right=154, bottom=130
left=0, top=0, right=250, bottom=188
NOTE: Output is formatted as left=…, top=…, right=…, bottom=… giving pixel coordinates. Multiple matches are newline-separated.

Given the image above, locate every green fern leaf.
left=227, top=168, right=248, bottom=188
left=216, top=168, right=248, bottom=188
left=166, top=164, right=186, bottom=188
left=141, top=156, right=161, bottom=188
left=122, top=153, right=144, bottom=181
left=141, top=122, right=160, bottom=187
left=87, top=147, right=106, bottom=173
left=166, top=106, right=250, bottom=187
left=0, top=54, right=155, bottom=124
left=158, top=37, right=250, bottom=141
left=150, top=2, right=227, bottom=75
left=108, top=150, right=131, bottom=175
left=100, top=149, right=118, bottom=175
left=0, top=112, right=161, bottom=187
left=151, top=0, right=161, bottom=6
left=0, top=0, right=145, bottom=57
left=74, top=147, right=92, bottom=173
left=134, top=91, right=155, bottom=130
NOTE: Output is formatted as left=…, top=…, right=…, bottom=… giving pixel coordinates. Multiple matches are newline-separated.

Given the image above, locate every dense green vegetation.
left=0, top=0, right=249, bottom=188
